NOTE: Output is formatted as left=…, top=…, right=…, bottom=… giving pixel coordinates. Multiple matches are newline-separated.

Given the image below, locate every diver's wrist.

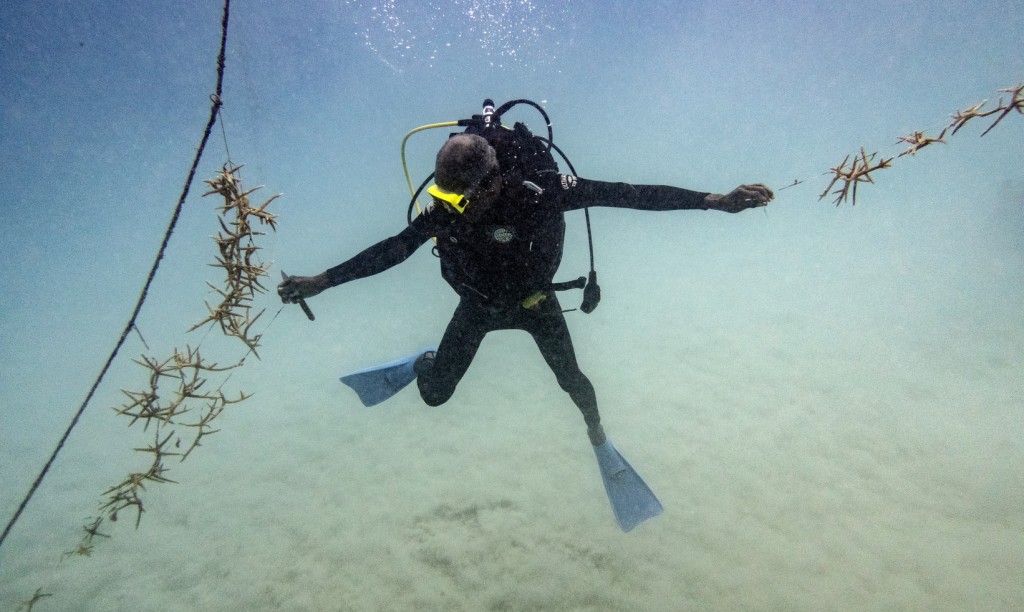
left=315, top=271, right=335, bottom=290
left=702, top=193, right=722, bottom=210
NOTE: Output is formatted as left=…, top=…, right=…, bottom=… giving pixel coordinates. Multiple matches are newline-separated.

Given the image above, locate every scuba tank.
left=402, top=99, right=601, bottom=314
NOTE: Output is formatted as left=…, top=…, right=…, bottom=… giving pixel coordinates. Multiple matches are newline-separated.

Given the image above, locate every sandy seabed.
left=1, top=265, right=1021, bottom=612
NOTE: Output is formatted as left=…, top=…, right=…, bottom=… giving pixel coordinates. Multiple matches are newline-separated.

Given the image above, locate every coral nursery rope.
left=0, top=0, right=232, bottom=552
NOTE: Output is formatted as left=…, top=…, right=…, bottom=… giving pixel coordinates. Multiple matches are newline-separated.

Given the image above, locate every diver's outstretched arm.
left=278, top=221, right=431, bottom=304
left=559, top=176, right=772, bottom=214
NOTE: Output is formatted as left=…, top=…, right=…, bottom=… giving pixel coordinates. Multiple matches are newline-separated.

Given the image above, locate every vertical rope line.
left=0, top=0, right=232, bottom=552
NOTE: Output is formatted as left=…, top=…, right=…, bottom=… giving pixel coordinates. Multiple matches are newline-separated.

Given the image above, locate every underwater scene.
left=1, top=0, right=1022, bottom=610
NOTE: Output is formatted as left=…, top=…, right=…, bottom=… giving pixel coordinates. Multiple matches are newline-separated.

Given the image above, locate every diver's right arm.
left=277, top=214, right=435, bottom=303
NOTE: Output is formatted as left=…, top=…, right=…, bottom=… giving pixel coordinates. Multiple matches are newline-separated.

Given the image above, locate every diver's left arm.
left=557, top=177, right=773, bottom=213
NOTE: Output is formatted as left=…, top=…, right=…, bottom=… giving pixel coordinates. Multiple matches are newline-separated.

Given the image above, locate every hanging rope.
left=0, top=0, right=232, bottom=553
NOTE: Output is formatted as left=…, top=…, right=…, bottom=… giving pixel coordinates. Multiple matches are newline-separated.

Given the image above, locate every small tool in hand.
left=281, top=270, right=315, bottom=321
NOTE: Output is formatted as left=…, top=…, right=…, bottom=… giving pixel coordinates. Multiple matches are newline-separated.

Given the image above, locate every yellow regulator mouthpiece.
left=427, top=183, right=468, bottom=214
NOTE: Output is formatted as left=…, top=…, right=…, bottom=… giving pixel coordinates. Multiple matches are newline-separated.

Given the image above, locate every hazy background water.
left=2, top=1, right=1022, bottom=610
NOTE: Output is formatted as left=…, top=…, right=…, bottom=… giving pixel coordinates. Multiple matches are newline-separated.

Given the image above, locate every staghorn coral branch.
left=980, top=84, right=1024, bottom=137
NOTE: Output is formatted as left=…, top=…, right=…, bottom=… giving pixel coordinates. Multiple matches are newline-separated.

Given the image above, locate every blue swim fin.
left=339, top=348, right=435, bottom=407
left=593, top=438, right=663, bottom=532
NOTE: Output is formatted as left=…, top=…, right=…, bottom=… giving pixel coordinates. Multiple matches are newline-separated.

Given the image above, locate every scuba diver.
left=277, top=100, right=774, bottom=531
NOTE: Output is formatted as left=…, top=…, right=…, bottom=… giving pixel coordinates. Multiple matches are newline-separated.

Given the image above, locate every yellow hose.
left=401, top=121, right=460, bottom=216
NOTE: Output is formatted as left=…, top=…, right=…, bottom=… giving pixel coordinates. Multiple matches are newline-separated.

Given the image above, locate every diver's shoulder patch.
left=560, top=175, right=578, bottom=190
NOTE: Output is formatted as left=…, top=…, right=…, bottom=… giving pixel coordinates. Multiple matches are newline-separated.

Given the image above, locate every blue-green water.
left=2, top=1, right=1022, bottom=609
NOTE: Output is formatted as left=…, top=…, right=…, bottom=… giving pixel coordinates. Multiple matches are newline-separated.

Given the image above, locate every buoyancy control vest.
left=436, top=124, right=566, bottom=305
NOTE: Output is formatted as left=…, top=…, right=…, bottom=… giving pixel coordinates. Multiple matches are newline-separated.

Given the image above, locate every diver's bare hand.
left=277, top=273, right=329, bottom=304
left=704, top=183, right=774, bottom=213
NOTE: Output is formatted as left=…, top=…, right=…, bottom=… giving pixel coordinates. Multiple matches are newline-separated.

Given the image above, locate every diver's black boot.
left=413, top=350, right=436, bottom=376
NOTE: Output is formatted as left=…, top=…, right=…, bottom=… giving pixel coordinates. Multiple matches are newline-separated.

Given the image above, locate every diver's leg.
left=523, top=296, right=604, bottom=443
left=523, top=298, right=661, bottom=531
left=416, top=299, right=490, bottom=407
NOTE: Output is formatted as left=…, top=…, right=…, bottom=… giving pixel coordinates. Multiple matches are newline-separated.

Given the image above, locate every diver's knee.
left=420, top=390, right=450, bottom=407
left=416, top=376, right=454, bottom=407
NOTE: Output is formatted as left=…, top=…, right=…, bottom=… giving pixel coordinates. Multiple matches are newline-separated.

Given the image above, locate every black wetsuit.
left=324, top=174, right=709, bottom=429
